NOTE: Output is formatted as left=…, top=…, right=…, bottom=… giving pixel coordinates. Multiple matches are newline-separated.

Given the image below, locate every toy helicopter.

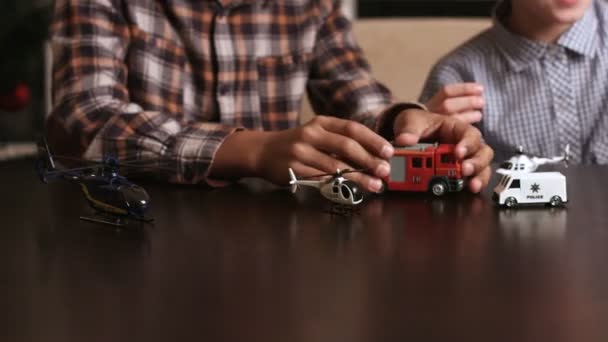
left=36, top=139, right=170, bottom=227
left=288, top=168, right=365, bottom=214
left=493, top=145, right=570, bottom=208
left=496, top=144, right=570, bottom=175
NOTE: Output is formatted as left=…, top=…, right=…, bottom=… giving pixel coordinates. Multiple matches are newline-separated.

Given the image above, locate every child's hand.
left=210, top=116, right=394, bottom=193
left=392, top=108, right=494, bottom=193
left=257, top=116, right=394, bottom=193
left=425, top=83, right=485, bottom=124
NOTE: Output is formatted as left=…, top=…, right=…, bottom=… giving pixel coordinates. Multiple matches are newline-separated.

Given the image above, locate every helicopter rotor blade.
left=37, top=137, right=56, bottom=170
left=302, top=172, right=335, bottom=179
left=54, top=155, right=165, bottom=166
left=53, top=155, right=103, bottom=165
left=119, top=163, right=176, bottom=172
left=52, top=155, right=175, bottom=172
left=339, top=168, right=369, bottom=175
left=299, top=168, right=370, bottom=180
left=43, top=164, right=106, bottom=176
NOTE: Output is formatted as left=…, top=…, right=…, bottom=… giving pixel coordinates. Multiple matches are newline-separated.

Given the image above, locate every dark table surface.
left=2, top=159, right=608, bottom=342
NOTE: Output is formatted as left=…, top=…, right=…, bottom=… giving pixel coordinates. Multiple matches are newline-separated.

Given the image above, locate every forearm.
left=208, top=130, right=272, bottom=181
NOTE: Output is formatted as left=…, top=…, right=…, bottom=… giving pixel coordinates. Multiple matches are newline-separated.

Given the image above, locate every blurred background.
left=0, top=0, right=495, bottom=160
left=357, top=0, right=495, bottom=17
left=0, top=0, right=51, bottom=159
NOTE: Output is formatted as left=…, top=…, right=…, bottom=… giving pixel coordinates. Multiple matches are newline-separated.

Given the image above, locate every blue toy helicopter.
left=36, top=139, right=170, bottom=227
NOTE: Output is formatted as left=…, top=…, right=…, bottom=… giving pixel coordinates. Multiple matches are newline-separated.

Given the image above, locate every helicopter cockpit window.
left=350, top=183, right=363, bottom=202
left=119, top=185, right=150, bottom=209
left=340, top=185, right=351, bottom=199
left=333, top=186, right=339, bottom=194
left=342, top=180, right=363, bottom=202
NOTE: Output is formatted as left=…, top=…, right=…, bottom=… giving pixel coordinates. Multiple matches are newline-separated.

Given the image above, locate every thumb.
left=393, top=109, right=443, bottom=146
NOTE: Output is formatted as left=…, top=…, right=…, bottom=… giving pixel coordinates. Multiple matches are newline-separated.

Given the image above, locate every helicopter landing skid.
left=325, top=204, right=359, bottom=217
left=80, top=214, right=126, bottom=227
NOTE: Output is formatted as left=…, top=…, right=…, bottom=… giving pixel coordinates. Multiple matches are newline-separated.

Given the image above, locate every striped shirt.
left=48, top=0, right=405, bottom=184
left=420, top=0, right=608, bottom=164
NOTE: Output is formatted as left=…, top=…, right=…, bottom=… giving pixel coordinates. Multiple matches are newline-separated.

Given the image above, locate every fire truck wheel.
left=505, top=197, right=518, bottom=208
left=430, top=181, right=447, bottom=196
left=549, top=195, right=563, bottom=207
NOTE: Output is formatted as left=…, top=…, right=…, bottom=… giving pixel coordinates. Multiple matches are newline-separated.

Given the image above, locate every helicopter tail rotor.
left=35, top=137, right=57, bottom=183
left=37, top=137, right=56, bottom=171
left=288, top=168, right=298, bottom=193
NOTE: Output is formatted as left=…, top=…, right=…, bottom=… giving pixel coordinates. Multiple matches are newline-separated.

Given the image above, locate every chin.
left=551, top=0, right=592, bottom=23
left=551, top=9, right=588, bottom=24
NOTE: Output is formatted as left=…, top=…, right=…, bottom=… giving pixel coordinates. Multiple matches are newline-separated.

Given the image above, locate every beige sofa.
left=301, top=18, right=491, bottom=121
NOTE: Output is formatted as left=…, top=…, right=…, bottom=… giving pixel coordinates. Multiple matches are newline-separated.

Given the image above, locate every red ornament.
left=0, top=83, right=31, bottom=112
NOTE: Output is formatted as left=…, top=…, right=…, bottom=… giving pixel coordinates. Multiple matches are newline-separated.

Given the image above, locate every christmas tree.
left=0, top=0, right=51, bottom=112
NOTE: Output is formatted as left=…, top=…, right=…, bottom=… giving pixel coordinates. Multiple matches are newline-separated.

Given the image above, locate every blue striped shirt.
left=420, top=0, right=608, bottom=164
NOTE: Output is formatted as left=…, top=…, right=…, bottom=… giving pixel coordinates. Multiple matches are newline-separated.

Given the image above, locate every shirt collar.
left=491, top=0, right=598, bottom=72
left=557, top=2, right=599, bottom=58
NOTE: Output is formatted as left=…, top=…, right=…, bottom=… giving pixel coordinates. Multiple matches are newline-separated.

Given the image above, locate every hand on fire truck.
left=392, top=108, right=494, bottom=193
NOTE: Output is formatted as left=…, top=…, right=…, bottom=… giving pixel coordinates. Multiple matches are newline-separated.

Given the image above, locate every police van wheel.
left=549, top=195, right=563, bottom=207
left=505, top=197, right=518, bottom=208
left=431, top=181, right=447, bottom=196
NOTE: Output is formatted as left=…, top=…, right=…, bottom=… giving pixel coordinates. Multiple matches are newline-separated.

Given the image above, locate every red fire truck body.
left=383, top=143, right=464, bottom=196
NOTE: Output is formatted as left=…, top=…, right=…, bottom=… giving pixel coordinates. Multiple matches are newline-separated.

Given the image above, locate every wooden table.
left=2, top=159, right=608, bottom=342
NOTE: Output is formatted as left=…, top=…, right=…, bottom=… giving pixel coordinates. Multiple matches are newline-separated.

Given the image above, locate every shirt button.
left=217, top=8, right=228, bottom=18
left=218, top=83, right=230, bottom=96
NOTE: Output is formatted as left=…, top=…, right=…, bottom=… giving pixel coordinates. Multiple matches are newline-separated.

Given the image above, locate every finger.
left=314, top=116, right=394, bottom=159
left=433, top=82, right=483, bottom=100
left=439, top=96, right=484, bottom=115
left=294, top=143, right=386, bottom=193
left=453, top=111, right=483, bottom=124
left=316, top=131, right=391, bottom=179
left=288, top=162, right=324, bottom=180
left=439, top=83, right=484, bottom=98
left=393, top=109, right=443, bottom=146
left=428, top=118, right=483, bottom=159
left=468, top=165, right=492, bottom=193
left=344, top=170, right=385, bottom=194
left=427, top=83, right=484, bottom=111
left=461, top=144, right=494, bottom=177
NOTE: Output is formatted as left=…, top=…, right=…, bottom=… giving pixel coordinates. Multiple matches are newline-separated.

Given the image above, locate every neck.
left=507, top=10, right=572, bottom=43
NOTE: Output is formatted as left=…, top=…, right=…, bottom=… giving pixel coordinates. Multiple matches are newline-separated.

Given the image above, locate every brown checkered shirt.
left=48, top=0, right=410, bottom=184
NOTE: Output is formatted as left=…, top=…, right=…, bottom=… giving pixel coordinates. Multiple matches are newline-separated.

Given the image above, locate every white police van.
left=493, top=172, right=567, bottom=208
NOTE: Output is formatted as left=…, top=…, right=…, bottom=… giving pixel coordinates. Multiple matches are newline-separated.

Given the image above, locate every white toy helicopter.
left=496, top=145, right=570, bottom=175
left=288, top=168, right=364, bottom=207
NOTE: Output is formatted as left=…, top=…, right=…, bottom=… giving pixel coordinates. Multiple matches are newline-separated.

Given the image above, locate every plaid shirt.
left=420, top=0, right=608, bottom=164
left=48, top=0, right=404, bottom=184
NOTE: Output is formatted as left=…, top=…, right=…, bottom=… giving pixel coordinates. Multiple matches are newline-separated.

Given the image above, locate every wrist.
left=378, top=102, right=428, bottom=141
left=210, top=130, right=271, bottom=180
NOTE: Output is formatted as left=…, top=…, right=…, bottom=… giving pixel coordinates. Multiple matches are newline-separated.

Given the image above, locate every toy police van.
left=493, top=172, right=567, bottom=208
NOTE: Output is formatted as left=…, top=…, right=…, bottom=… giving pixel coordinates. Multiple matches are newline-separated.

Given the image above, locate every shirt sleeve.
left=48, top=0, right=236, bottom=185
left=306, top=0, right=398, bottom=130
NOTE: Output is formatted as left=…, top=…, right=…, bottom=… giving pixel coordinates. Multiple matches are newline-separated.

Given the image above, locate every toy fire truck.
left=382, top=143, right=464, bottom=196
